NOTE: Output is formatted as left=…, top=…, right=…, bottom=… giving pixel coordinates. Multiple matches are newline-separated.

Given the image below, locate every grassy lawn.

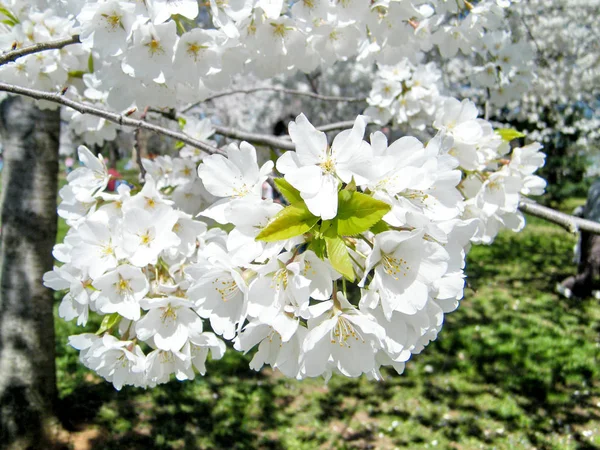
left=53, top=199, right=600, bottom=450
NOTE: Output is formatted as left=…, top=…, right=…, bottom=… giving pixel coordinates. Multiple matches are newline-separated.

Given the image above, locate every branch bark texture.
left=518, top=198, right=600, bottom=234
left=0, top=35, right=81, bottom=66
left=0, top=82, right=222, bottom=155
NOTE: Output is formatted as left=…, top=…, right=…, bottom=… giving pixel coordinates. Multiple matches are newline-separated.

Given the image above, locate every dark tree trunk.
left=0, top=97, right=60, bottom=449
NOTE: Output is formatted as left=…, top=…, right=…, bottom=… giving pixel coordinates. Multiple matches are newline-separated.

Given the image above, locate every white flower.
left=300, top=293, right=386, bottom=378
left=186, top=244, right=248, bottom=340
left=362, top=230, right=449, bottom=318
left=188, top=332, right=226, bottom=375
left=124, top=21, right=177, bottom=83
left=198, top=142, right=273, bottom=224
left=149, top=0, right=199, bottom=24
left=136, top=297, right=203, bottom=352
left=120, top=207, right=181, bottom=267
left=277, top=114, right=372, bottom=219
left=93, top=264, right=149, bottom=321
left=76, top=1, right=136, bottom=57
left=67, top=145, right=109, bottom=195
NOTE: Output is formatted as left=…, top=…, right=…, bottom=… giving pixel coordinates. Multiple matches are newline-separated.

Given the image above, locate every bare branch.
left=0, top=82, right=223, bottom=155
left=181, top=87, right=366, bottom=114
left=0, top=35, right=81, bottom=66
left=518, top=198, right=600, bottom=234
left=316, top=120, right=373, bottom=133
left=213, top=125, right=296, bottom=150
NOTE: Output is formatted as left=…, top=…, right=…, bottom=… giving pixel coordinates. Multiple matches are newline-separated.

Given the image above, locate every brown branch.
left=0, top=34, right=81, bottom=66
left=316, top=120, right=373, bottom=133
left=212, top=125, right=296, bottom=150
left=518, top=198, right=600, bottom=234
left=0, top=82, right=223, bottom=155
left=181, top=87, right=366, bottom=113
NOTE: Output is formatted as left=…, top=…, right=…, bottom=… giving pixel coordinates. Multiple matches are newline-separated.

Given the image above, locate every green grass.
left=53, top=201, right=600, bottom=450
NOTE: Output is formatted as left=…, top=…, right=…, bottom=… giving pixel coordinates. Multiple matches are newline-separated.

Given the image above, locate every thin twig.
left=0, top=34, right=81, bottom=66
left=213, top=125, right=296, bottom=150
left=518, top=198, right=600, bottom=235
left=181, top=87, right=366, bottom=113
left=316, top=120, right=373, bottom=133
left=0, top=82, right=223, bottom=155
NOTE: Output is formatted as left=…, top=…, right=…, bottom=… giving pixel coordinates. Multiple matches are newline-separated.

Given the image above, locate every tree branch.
left=518, top=198, right=600, bottom=234
left=0, top=82, right=223, bottom=155
left=316, top=120, right=373, bottom=133
left=0, top=35, right=81, bottom=66
left=212, top=125, right=296, bottom=150
left=181, top=87, right=366, bottom=113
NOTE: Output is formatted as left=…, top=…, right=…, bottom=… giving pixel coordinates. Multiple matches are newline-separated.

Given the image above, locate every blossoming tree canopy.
left=0, top=0, right=554, bottom=388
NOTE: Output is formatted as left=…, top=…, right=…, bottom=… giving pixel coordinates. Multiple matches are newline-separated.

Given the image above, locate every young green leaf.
left=496, top=128, right=525, bottom=142
left=87, top=54, right=94, bottom=73
left=335, top=191, right=391, bottom=236
left=309, top=237, right=326, bottom=259
left=370, top=220, right=390, bottom=234
left=256, top=202, right=319, bottom=242
left=96, top=313, right=121, bottom=335
left=274, top=178, right=303, bottom=204
left=325, top=234, right=355, bottom=282
left=344, top=177, right=357, bottom=192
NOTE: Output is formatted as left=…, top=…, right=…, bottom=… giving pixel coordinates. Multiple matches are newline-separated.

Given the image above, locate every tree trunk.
left=0, top=97, right=60, bottom=449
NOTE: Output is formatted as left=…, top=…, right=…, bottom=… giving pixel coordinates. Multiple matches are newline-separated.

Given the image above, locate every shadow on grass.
left=57, top=349, right=285, bottom=450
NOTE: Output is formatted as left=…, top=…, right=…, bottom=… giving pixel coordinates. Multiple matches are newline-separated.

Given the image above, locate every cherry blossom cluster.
left=433, top=99, right=546, bottom=243
left=0, top=0, right=527, bottom=144
left=44, top=104, right=546, bottom=388
left=364, top=58, right=445, bottom=130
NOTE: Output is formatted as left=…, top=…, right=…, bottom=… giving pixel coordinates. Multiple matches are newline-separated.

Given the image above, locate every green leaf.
left=496, top=128, right=525, bottom=142
left=87, top=54, right=94, bottom=73
left=0, top=6, right=19, bottom=25
left=175, top=140, right=185, bottom=150
left=370, top=220, right=390, bottom=234
left=325, top=234, right=355, bottom=282
left=308, top=237, right=326, bottom=259
left=256, top=202, right=319, bottom=242
left=96, top=313, right=121, bottom=335
left=335, top=191, right=391, bottom=236
left=344, top=177, right=357, bottom=192
left=274, top=178, right=303, bottom=204
left=178, top=116, right=187, bottom=129
left=68, top=70, right=86, bottom=79
left=0, top=18, right=17, bottom=26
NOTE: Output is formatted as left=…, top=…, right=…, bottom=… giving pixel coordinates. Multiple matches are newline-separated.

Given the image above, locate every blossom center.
left=272, top=268, right=289, bottom=289
left=101, top=12, right=122, bottom=31
left=146, top=38, right=164, bottom=56
left=160, top=304, right=179, bottom=323
left=319, top=157, right=336, bottom=174
left=381, top=254, right=410, bottom=279
left=186, top=42, right=206, bottom=62
left=271, top=23, right=287, bottom=38
left=115, top=275, right=132, bottom=295
left=330, top=316, right=363, bottom=348
left=213, top=277, right=239, bottom=302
